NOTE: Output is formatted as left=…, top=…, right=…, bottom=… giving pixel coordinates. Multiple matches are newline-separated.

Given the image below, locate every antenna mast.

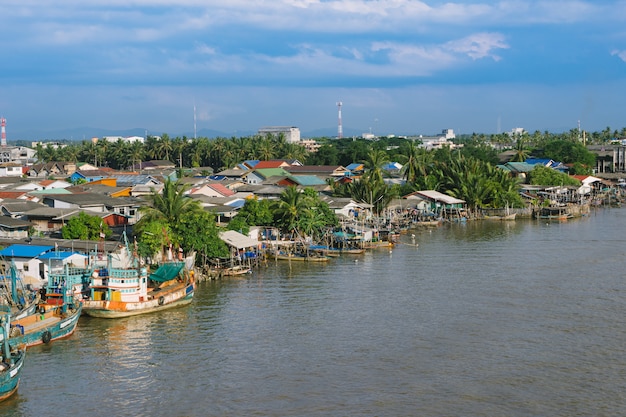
left=336, top=102, right=343, bottom=139
left=1, top=117, right=6, bottom=147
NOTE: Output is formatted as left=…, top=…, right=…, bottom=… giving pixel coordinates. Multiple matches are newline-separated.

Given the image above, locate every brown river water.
left=2, top=208, right=626, bottom=416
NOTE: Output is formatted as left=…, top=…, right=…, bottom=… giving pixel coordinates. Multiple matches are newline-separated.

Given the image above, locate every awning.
left=219, top=230, right=259, bottom=249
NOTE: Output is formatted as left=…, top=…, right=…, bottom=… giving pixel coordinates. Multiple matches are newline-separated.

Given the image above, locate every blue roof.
left=38, top=251, right=86, bottom=260
left=226, top=200, right=246, bottom=208
left=525, top=158, right=553, bottom=166
left=346, top=163, right=364, bottom=171
left=0, top=245, right=54, bottom=258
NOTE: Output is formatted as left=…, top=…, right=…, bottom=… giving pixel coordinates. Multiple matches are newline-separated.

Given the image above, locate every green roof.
left=253, top=168, right=290, bottom=178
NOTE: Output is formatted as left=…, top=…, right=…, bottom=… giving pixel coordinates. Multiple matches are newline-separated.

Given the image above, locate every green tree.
left=177, top=210, right=229, bottom=261
left=61, top=213, right=112, bottom=240
left=529, top=166, right=581, bottom=186
left=134, top=220, right=174, bottom=260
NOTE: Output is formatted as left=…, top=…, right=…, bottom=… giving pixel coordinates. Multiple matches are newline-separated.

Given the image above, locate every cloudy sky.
left=2, top=0, right=626, bottom=139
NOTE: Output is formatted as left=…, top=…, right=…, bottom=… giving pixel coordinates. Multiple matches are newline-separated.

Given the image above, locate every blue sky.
left=2, top=1, right=626, bottom=140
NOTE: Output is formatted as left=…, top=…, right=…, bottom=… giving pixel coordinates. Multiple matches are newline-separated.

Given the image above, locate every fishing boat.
left=537, top=206, right=573, bottom=220
left=82, top=249, right=196, bottom=319
left=0, top=307, right=25, bottom=402
left=2, top=279, right=82, bottom=348
left=0, top=261, right=40, bottom=320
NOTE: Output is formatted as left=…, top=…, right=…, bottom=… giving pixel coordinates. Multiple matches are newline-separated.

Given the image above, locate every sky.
left=2, top=1, right=626, bottom=140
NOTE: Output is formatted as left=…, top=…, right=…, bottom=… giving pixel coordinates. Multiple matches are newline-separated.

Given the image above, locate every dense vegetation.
left=46, top=125, right=619, bottom=254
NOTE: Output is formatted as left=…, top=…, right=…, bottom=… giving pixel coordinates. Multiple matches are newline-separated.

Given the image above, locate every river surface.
left=2, top=208, right=626, bottom=417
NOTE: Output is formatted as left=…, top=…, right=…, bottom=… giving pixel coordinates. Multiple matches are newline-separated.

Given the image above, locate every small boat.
left=0, top=307, right=25, bottom=402
left=272, top=251, right=330, bottom=262
left=82, top=258, right=195, bottom=319
left=3, top=280, right=82, bottom=348
left=484, top=213, right=517, bottom=221
left=222, top=265, right=252, bottom=276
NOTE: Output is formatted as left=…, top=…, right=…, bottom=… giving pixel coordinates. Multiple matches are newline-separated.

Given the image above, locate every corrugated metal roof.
left=0, top=244, right=54, bottom=258
left=414, top=190, right=465, bottom=205
left=219, top=230, right=259, bottom=249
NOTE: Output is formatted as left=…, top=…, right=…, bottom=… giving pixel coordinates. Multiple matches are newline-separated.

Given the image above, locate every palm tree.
left=271, top=186, right=308, bottom=235
left=129, top=141, right=145, bottom=171
left=363, top=149, right=388, bottom=185
left=399, top=140, right=420, bottom=183
left=137, top=178, right=202, bottom=230
left=510, top=138, right=530, bottom=162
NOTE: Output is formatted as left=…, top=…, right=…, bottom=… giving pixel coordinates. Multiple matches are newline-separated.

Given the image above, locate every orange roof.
left=0, top=191, right=27, bottom=199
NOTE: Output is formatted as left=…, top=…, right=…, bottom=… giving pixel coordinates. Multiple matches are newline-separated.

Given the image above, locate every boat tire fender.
left=42, top=330, right=52, bottom=344
left=158, top=296, right=164, bottom=306
left=38, top=306, right=46, bottom=315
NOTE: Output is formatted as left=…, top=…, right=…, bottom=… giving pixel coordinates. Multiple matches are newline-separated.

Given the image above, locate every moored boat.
left=271, top=251, right=330, bottom=262
left=0, top=261, right=40, bottom=321
left=0, top=307, right=25, bottom=402
left=82, top=259, right=195, bottom=319
left=222, top=265, right=252, bottom=276
left=3, top=282, right=82, bottom=348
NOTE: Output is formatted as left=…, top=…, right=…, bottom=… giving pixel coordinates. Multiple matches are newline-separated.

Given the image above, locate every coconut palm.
left=137, top=178, right=202, bottom=230
left=271, top=186, right=307, bottom=235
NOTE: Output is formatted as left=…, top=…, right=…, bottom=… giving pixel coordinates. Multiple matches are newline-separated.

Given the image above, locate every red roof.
left=254, top=160, right=291, bottom=169
left=207, top=183, right=235, bottom=197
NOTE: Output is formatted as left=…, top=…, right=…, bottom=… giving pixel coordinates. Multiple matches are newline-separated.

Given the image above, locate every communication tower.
left=0, top=117, right=6, bottom=147
left=337, top=102, right=343, bottom=139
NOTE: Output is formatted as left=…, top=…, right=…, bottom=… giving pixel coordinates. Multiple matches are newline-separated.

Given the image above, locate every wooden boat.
left=272, top=251, right=330, bottom=262
left=0, top=261, right=40, bottom=321
left=3, top=281, right=82, bottom=348
left=0, top=308, right=25, bottom=402
left=537, top=206, right=573, bottom=220
left=82, top=259, right=195, bottom=319
left=484, top=213, right=517, bottom=221
left=222, top=265, right=252, bottom=276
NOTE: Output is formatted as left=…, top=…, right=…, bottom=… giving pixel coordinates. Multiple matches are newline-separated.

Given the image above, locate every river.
left=2, top=208, right=626, bottom=416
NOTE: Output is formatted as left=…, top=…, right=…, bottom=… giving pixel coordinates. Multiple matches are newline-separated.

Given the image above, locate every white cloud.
left=444, top=33, right=509, bottom=61
left=611, top=49, right=626, bottom=62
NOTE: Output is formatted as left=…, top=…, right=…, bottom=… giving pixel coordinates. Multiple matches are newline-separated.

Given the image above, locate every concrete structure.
left=415, top=129, right=460, bottom=151
left=258, top=126, right=301, bottom=143
left=102, top=136, right=145, bottom=144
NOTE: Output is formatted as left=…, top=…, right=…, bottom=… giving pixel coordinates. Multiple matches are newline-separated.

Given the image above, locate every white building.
left=102, top=136, right=145, bottom=144
left=258, top=126, right=301, bottom=143
left=415, top=129, right=460, bottom=151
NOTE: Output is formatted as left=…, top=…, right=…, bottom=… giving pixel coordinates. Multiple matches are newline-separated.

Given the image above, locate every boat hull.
left=82, top=283, right=194, bottom=319
left=4, top=303, right=83, bottom=348
left=0, top=349, right=24, bottom=402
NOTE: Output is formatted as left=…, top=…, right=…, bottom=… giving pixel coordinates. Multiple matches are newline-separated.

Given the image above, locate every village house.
left=0, top=163, right=24, bottom=177
left=25, top=162, right=68, bottom=178
left=0, top=244, right=54, bottom=286
left=0, top=216, right=33, bottom=239
left=284, top=165, right=350, bottom=179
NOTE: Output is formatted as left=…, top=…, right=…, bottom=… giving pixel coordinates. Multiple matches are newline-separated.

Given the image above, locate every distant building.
left=0, top=146, right=36, bottom=165
left=258, top=127, right=300, bottom=143
left=102, top=136, right=145, bottom=144
left=300, top=139, right=321, bottom=153
left=414, top=129, right=460, bottom=151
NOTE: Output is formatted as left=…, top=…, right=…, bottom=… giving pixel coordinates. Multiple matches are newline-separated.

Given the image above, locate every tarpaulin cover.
left=150, top=262, right=184, bottom=282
